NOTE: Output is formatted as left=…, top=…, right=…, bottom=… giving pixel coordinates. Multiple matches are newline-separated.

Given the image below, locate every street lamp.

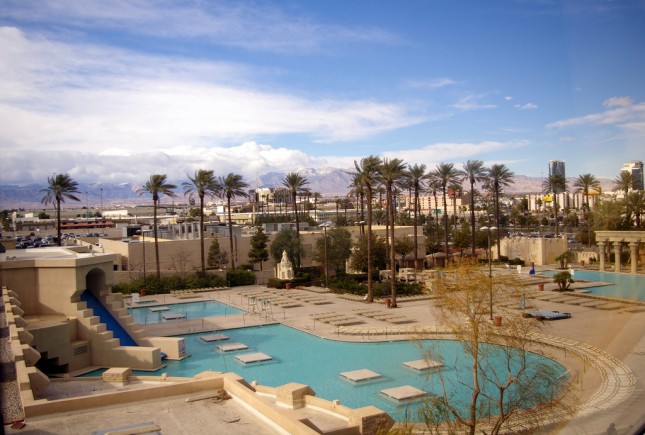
left=319, top=222, right=332, bottom=288
left=480, top=226, right=498, bottom=320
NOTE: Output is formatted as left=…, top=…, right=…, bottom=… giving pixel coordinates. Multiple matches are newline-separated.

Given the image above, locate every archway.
left=85, top=267, right=106, bottom=296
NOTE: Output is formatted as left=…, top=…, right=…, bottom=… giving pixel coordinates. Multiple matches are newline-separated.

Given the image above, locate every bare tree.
left=419, top=264, right=576, bottom=434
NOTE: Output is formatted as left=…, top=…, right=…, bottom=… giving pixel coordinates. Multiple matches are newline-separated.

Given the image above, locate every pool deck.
left=5, top=267, right=645, bottom=434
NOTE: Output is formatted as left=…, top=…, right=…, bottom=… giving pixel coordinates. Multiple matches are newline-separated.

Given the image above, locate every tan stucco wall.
left=106, top=225, right=414, bottom=281
left=0, top=249, right=117, bottom=316
left=499, top=236, right=568, bottom=266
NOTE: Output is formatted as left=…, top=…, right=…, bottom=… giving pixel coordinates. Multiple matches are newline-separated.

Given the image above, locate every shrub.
left=226, top=269, right=256, bottom=286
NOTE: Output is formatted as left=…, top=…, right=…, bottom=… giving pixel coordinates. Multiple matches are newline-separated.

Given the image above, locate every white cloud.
left=0, top=27, right=423, bottom=156
left=603, top=96, right=633, bottom=108
left=514, top=103, right=538, bottom=110
left=546, top=98, right=645, bottom=129
left=382, top=140, right=528, bottom=166
left=505, top=96, right=514, bottom=101
left=451, top=94, right=497, bottom=111
left=0, top=0, right=402, bottom=54
left=405, top=78, right=457, bottom=90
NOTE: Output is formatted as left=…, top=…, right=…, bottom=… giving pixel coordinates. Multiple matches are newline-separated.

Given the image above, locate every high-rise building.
left=548, top=160, right=565, bottom=178
left=622, top=160, right=644, bottom=191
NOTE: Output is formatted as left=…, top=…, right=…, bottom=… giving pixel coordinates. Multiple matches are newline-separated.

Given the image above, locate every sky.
left=1, top=0, right=644, bottom=187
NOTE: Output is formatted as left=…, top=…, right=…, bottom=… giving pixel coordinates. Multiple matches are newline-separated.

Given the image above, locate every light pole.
left=481, top=226, right=498, bottom=320
left=319, top=222, right=332, bottom=288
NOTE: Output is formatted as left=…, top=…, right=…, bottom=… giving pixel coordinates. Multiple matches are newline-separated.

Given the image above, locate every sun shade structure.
left=403, top=359, right=443, bottom=371
left=162, top=313, right=186, bottom=320
left=235, top=352, right=273, bottom=364
left=148, top=306, right=170, bottom=312
left=340, top=369, right=382, bottom=382
left=217, top=343, right=248, bottom=352
left=380, top=385, right=427, bottom=401
left=200, top=334, right=229, bottom=342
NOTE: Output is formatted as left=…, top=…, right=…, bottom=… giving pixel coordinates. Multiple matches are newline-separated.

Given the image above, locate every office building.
left=549, top=160, right=566, bottom=178
left=622, top=160, right=644, bottom=191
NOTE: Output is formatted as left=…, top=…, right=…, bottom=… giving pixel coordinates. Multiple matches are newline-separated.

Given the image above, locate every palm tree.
left=353, top=155, right=382, bottom=302
left=404, top=164, right=428, bottom=268
left=613, top=170, right=633, bottom=197
left=219, top=173, right=249, bottom=270
left=488, top=164, right=515, bottom=256
left=425, top=178, right=442, bottom=249
left=448, top=181, right=462, bottom=225
left=379, top=158, right=406, bottom=308
left=282, top=172, right=310, bottom=238
left=348, top=174, right=366, bottom=224
left=542, top=173, right=567, bottom=237
left=460, top=160, right=489, bottom=256
left=40, top=174, right=81, bottom=246
left=573, top=173, right=600, bottom=212
left=137, top=175, right=177, bottom=279
left=311, top=192, right=322, bottom=222
left=431, top=163, right=460, bottom=257
left=625, top=190, right=645, bottom=228
left=183, top=169, right=220, bottom=273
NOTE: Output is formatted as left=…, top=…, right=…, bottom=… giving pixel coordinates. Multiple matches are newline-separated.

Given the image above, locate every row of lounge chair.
left=310, top=312, right=364, bottom=326
left=352, top=309, right=416, bottom=324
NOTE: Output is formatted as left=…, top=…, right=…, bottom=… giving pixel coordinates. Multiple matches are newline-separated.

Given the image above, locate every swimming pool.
left=132, top=324, right=565, bottom=422
left=127, top=300, right=244, bottom=324
left=543, top=270, right=645, bottom=301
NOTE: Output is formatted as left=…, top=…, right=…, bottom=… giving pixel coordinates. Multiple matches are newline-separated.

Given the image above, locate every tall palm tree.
left=487, top=164, right=515, bottom=257
left=460, top=160, right=489, bottom=256
left=183, top=169, right=220, bottom=273
left=282, top=172, right=310, bottom=238
left=40, top=173, right=81, bottom=246
left=431, top=163, right=460, bottom=257
left=219, top=173, right=249, bottom=270
left=542, top=173, right=567, bottom=237
left=448, top=181, right=462, bottom=225
left=353, top=155, right=382, bottom=302
left=613, top=170, right=633, bottom=197
left=573, top=173, right=600, bottom=212
left=625, top=190, right=645, bottom=229
left=348, top=174, right=366, bottom=224
left=137, top=175, right=177, bottom=279
left=379, top=158, right=406, bottom=308
left=404, top=164, right=428, bottom=268
left=311, top=192, right=322, bottom=222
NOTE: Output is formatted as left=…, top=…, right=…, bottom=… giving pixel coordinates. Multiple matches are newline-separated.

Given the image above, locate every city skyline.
left=1, top=1, right=644, bottom=186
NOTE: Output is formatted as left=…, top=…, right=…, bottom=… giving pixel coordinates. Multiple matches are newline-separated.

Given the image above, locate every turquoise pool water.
left=543, top=270, right=645, bottom=301
left=131, top=324, right=565, bottom=422
left=128, top=300, right=244, bottom=324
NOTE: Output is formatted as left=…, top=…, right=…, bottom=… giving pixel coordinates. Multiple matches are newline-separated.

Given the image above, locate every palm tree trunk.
left=366, top=187, right=374, bottom=303
left=153, top=198, right=161, bottom=279
left=388, top=186, right=397, bottom=308
left=470, top=182, right=476, bottom=256
left=443, top=187, right=449, bottom=256
left=413, top=187, right=419, bottom=268
left=495, top=189, right=501, bottom=258
left=56, top=198, right=62, bottom=246
left=228, top=196, right=235, bottom=269
left=199, top=195, right=205, bottom=273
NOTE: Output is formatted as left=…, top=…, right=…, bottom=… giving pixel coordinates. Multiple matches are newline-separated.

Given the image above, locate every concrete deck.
left=4, top=266, right=645, bottom=434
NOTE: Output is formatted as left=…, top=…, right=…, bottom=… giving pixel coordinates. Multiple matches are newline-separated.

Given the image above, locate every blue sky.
left=1, top=0, right=644, bottom=186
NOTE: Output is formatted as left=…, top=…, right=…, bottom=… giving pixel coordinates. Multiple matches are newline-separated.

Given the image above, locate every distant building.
left=548, top=160, right=565, bottom=178
left=622, top=160, right=644, bottom=191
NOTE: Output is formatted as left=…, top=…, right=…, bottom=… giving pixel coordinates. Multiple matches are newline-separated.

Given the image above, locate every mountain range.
left=0, top=168, right=614, bottom=210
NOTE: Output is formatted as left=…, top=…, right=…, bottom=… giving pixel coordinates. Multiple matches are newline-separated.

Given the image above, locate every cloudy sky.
left=1, top=0, right=644, bottom=187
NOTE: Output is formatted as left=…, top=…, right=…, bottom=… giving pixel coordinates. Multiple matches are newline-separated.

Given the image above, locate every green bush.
left=499, top=255, right=509, bottom=263
left=111, top=273, right=227, bottom=295
left=226, top=269, right=256, bottom=286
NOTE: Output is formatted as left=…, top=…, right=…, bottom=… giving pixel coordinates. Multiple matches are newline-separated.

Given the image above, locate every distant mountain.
left=0, top=169, right=614, bottom=210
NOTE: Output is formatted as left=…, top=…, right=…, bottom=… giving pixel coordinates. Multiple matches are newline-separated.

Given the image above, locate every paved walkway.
left=5, top=268, right=645, bottom=434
